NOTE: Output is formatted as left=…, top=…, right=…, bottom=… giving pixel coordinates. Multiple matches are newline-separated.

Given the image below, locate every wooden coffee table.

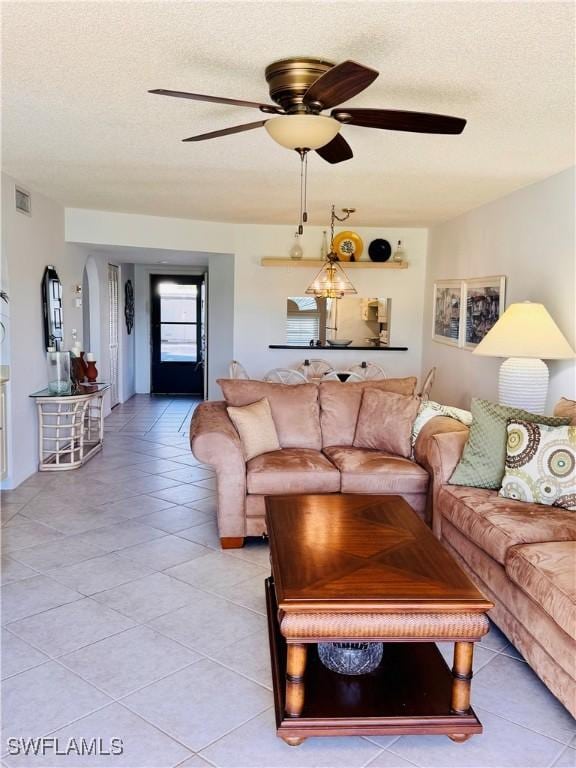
left=265, top=494, right=493, bottom=746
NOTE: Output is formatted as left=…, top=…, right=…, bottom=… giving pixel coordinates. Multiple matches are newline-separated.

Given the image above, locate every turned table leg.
left=285, top=643, right=307, bottom=718
left=282, top=643, right=308, bottom=746
left=449, top=640, right=474, bottom=742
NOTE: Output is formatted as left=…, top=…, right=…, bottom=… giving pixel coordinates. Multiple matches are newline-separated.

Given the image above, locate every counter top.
left=268, top=345, right=408, bottom=351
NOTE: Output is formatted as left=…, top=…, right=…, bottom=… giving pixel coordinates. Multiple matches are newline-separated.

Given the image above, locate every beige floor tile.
left=184, top=497, right=218, bottom=516
left=200, top=708, right=382, bottom=768
left=224, top=540, right=271, bottom=568
left=192, top=478, right=217, bottom=491
left=1, top=629, right=49, bottom=679
left=23, top=505, right=129, bottom=535
left=123, top=659, right=271, bottom=752
left=78, top=521, right=167, bottom=552
left=1, top=575, right=82, bottom=624
left=160, top=467, right=215, bottom=484
left=1, top=555, right=39, bottom=585
left=223, top=575, right=268, bottom=616
left=7, top=598, right=136, bottom=656
left=552, top=747, right=576, bottom=768
left=176, top=521, right=220, bottom=549
left=47, top=552, right=155, bottom=595
left=120, top=536, right=208, bottom=571
left=9, top=535, right=107, bottom=572
left=165, top=551, right=267, bottom=593
left=1, top=503, right=26, bottom=524
left=1, top=521, right=65, bottom=553
left=473, top=653, right=576, bottom=744
left=138, top=505, right=212, bottom=533
left=208, top=631, right=272, bottom=689
left=358, top=751, right=417, bottom=767
left=148, top=590, right=266, bottom=655
left=122, top=475, right=183, bottom=494
left=91, top=572, right=201, bottom=622
left=388, top=707, right=566, bottom=767
left=60, top=626, right=201, bottom=697
left=151, top=485, right=215, bottom=505
left=1, top=662, right=111, bottom=744
left=130, top=459, right=190, bottom=475
left=3, top=703, right=193, bottom=767
left=97, top=494, right=177, bottom=519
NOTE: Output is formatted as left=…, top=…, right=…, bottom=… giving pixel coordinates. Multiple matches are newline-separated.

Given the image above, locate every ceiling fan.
left=150, top=57, right=467, bottom=164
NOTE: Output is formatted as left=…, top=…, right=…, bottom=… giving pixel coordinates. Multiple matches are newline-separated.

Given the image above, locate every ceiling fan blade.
left=315, top=134, right=354, bottom=164
left=149, top=89, right=282, bottom=114
left=303, top=61, right=379, bottom=109
left=332, top=108, right=466, bottom=134
left=182, top=120, right=267, bottom=142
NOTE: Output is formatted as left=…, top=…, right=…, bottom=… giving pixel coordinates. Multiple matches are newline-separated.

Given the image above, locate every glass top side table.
left=29, top=384, right=110, bottom=471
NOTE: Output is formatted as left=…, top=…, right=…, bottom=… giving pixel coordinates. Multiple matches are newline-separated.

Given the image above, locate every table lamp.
left=472, top=301, right=575, bottom=414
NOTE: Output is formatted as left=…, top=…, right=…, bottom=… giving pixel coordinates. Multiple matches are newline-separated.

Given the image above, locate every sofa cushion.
left=246, top=448, right=340, bottom=495
left=323, top=446, right=429, bottom=494
left=218, top=379, right=322, bottom=450
left=353, top=390, right=420, bottom=458
left=506, top=541, right=576, bottom=639
left=319, top=377, right=417, bottom=448
left=554, top=397, right=576, bottom=425
left=439, top=485, right=576, bottom=565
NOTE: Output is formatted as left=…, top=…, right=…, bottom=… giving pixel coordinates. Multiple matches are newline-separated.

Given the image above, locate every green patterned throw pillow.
left=499, top=421, right=576, bottom=510
left=449, top=399, right=571, bottom=490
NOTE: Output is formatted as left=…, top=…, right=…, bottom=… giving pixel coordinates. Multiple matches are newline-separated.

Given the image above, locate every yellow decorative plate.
left=333, top=231, right=364, bottom=262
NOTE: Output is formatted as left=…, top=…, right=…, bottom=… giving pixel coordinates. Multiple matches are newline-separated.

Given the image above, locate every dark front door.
left=150, top=274, right=204, bottom=395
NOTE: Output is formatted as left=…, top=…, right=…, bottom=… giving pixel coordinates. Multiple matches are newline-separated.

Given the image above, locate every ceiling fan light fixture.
left=265, top=115, right=341, bottom=150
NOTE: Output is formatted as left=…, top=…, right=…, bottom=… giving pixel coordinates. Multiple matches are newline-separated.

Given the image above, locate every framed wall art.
left=432, top=280, right=464, bottom=347
left=463, top=275, right=506, bottom=348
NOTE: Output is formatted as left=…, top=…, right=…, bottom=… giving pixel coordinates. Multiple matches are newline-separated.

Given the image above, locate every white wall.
left=119, top=262, right=136, bottom=402
left=0, top=174, right=138, bottom=488
left=1, top=173, right=84, bottom=487
left=421, top=167, right=576, bottom=410
left=65, top=209, right=429, bottom=387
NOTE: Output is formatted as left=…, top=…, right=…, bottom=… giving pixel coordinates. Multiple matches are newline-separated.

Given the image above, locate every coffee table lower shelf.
left=265, top=577, right=483, bottom=744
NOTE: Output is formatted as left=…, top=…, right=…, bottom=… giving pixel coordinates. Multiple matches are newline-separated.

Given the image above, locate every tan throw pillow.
left=353, top=389, right=421, bottom=458
left=226, top=398, right=280, bottom=461
left=319, top=377, right=418, bottom=447
left=554, top=397, right=576, bottom=426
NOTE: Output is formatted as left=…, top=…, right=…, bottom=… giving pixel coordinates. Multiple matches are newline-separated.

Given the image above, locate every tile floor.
left=1, top=395, right=575, bottom=768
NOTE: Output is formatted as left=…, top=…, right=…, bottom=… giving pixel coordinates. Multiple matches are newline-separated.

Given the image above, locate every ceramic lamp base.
left=498, top=357, right=549, bottom=414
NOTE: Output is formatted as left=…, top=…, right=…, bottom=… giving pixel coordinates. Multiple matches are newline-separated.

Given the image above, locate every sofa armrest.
left=413, top=417, right=469, bottom=536
left=190, top=401, right=247, bottom=541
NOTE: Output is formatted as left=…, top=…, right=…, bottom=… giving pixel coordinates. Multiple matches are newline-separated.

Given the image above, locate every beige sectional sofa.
left=421, top=425, right=576, bottom=718
left=190, top=377, right=435, bottom=547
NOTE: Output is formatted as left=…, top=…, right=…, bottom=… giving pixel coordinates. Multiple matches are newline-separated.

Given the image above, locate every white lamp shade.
left=265, top=115, right=341, bottom=150
left=473, top=302, right=575, bottom=360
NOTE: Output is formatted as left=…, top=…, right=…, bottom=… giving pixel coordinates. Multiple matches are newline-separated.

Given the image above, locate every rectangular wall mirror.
left=286, top=297, right=391, bottom=346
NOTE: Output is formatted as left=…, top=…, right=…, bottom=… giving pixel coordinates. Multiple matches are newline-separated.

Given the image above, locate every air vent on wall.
left=15, top=187, right=31, bottom=215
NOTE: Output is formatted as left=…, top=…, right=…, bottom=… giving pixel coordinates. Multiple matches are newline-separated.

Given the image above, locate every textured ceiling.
left=2, top=1, right=574, bottom=226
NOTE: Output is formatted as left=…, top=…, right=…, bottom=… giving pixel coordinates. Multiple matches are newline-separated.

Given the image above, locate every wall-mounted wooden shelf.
left=261, top=258, right=408, bottom=269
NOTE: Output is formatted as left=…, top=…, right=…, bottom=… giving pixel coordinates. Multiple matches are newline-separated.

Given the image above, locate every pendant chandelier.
left=305, top=205, right=358, bottom=299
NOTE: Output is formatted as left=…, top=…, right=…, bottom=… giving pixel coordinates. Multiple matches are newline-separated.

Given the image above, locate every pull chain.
left=303, top=152, right=308, bottom=224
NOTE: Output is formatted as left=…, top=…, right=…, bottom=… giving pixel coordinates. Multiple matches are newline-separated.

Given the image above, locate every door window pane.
left=159, top=282, right=197, bottom=323
left=161, top=323, right=197, bottom=362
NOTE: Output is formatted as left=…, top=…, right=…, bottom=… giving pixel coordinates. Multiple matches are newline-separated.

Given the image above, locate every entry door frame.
left=149, top=273, right=205, bottom=396
left=107, top=263, right=120, bottom=408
